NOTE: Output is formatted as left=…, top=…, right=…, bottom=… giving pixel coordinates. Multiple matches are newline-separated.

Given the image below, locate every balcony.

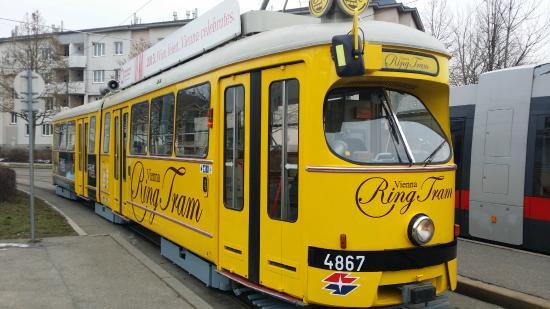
left=51, top=81, right=86, bottom=95
left=67, top=55, right=87, bottom=68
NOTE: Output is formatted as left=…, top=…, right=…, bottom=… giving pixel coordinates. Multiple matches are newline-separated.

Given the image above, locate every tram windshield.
left=324, top=87, right=450, bottom=165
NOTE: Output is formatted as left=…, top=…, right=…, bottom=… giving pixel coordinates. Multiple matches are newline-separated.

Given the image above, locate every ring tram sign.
left=309, top=0, right=369, bottom=17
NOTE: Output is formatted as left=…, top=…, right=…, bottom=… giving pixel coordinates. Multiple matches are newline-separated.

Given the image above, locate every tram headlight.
left=408, top=214, right=435, bottom=246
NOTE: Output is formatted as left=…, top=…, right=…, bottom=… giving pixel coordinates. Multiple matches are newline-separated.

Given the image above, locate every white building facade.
left=0, top=0, right=423, bottom=152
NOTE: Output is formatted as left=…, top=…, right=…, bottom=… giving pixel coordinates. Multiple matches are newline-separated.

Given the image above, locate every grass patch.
left=0, top=191, right=76, bottom=239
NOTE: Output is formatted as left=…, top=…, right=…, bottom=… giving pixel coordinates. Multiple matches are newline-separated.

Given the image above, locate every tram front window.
left=324, top=87, right=450, bottom=165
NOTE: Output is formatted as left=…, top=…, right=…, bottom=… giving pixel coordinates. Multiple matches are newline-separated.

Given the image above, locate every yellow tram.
left=52, top=2, right=456, bottom=307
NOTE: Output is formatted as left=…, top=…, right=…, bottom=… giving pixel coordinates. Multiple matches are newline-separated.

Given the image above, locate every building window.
left=25, top=124, right=30, bottom=136
left=10, top=112, right=17, bottom=124
left=93, top=70, right=105, bottom=83
left=63, top=44, right=70, bottom=56
left=114, top=42, right=123, bottom=55
left=44, top=97, right=54, bottom=111
left=42, top=123, right=53, bottom=136
left=175, top=83, right=210, bottom=157
left=40, top=47, right=51, bottom=59
left=93, top=43, right=105, bottom=57
left=113, top=69, right=120, bottom=80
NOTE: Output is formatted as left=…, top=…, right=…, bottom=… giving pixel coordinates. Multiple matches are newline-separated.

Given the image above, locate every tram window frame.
left=130, top=101, right=150, bottom=155
left=149, top=93, right=175, bottom=156
left=223, top=85, right=245, bottom=211
left=323, top=87, right=451, bottom=166
left=114, top=116, right=119, bottom=180
left=59, top=123, right=68, bottom=151
left=54, top=123, right=65, bottom=151
left=89, top=116, right=96, bottom=154
left=175, top=82, right=211, bottom=158
left=103, top=112, right=111, bottom=153
left=66, top=121, right=76, bottom=152
left=268, top=79, right=300, bottom=222
left=78, top=123, right=83, bottom=171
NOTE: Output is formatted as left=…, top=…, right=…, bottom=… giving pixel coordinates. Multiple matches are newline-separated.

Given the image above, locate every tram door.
left=260, top=65, right=303, bottom=296
left=451, top=118, right=468, bottom=234
left=75, top=117, right=88, bottom=197
left=219, top=74, right=251, bottom=278
left=112, top=108, right=129, bottom=214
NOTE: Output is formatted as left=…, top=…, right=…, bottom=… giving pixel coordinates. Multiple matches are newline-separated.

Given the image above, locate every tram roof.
left=53, top=99, right=103, bottom=121
left=54, top=18, right=447, bottom=121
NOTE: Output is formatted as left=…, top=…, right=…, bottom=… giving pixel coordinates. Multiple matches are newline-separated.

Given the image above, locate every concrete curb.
left=1, top=162, right=52, bottom=169
left=110, top=233, right=214, bottom=309
left=457, top=275, right=550, bottom=309
left=17, top=189, right=87, bottom=237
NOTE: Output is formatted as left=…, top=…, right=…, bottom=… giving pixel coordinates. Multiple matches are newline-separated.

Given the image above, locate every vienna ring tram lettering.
left=50, top=0, right=458, bottom=307
left=355, top=176, right=453, bottom=218
left=130, top=161, right=203, bottom=225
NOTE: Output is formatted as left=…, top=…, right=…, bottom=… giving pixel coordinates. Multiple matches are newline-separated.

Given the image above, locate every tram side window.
left=103, top=112, right=111, bottom=153
left=533, top=116, right=550, bottom=197
left=268, top=79, right=299, bottom=222
left=130, top=101, right=149, bottom=155
left=54, top=123, right=65, bottom=151
left=66, top=121, right=76, bottom=151
left=149, top=94, right=174, bottom=156
left=89, top=116, right=96, bottom=153
left=175, top=83, right=210, bottom=157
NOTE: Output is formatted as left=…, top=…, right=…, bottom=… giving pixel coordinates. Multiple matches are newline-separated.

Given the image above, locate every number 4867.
left=323, top=254, right=365, bottom=271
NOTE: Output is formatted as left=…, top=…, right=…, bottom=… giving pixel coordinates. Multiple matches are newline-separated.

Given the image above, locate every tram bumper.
left=395, top=283, right=449, bottom=309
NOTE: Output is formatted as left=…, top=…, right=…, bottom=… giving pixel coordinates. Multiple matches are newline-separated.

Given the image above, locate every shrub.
left=0, top=167, right=16, bottom=203
left=7, top=148, right=28, bottom=162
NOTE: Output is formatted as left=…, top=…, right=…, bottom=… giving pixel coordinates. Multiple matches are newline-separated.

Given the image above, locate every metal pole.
left=26, top=70, right=36, bottom=242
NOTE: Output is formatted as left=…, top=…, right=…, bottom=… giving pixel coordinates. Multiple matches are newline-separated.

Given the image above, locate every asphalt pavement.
left=7, top=166, right=506, bottom=308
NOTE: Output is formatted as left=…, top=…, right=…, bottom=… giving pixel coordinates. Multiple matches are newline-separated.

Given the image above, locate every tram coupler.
left=396, top=283, right=449, bottom=309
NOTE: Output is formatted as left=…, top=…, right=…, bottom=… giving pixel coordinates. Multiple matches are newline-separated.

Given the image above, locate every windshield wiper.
left=423, top=140, right=447, bottom=166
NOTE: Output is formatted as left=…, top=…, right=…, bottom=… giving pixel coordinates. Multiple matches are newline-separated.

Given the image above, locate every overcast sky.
left=0, top=0, right=549, bottom=61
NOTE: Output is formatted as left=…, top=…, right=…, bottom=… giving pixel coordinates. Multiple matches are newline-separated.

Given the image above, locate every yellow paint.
left=364, top=44, right=382, bottom=70
left=382, top=49, right=440, bottom=76
left=53, top=39, right=454, bottom=308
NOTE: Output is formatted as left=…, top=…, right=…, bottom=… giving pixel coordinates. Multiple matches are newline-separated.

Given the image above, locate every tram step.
left=160, top=237, right=232, bottom=291
left=233, top=287, right=253, bottom=296
left=55, top=185, right=78, bottom=200
left=94, top=203, right=128, bottom=224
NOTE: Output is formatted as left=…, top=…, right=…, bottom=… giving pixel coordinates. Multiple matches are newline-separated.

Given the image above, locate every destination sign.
left=120, top=0, right=241, bottom=88
left=381, top=49, right=439, bottom=76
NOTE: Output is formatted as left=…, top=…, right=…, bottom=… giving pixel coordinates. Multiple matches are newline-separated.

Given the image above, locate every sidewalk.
left=457, top=238, right=550, bottom=307
left=0, top=235, right=208, bottom=309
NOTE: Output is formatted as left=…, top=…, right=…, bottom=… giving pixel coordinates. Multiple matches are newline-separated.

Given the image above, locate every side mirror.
left=331, top=35, right=365, bottom=77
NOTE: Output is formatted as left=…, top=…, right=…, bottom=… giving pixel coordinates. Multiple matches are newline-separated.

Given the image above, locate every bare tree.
left=0, top=10, right=68, bottom=126
left=422, top=0, right=453, bottom=48
left=423, top=0, right=550, bottom=86
left=117, top=38, right=151, bottom=67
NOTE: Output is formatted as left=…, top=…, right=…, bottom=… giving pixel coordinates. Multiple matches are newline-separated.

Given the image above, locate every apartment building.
left=0, top=0, right=423, bottom=151
left=0, top=19, right=188, bottom=150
